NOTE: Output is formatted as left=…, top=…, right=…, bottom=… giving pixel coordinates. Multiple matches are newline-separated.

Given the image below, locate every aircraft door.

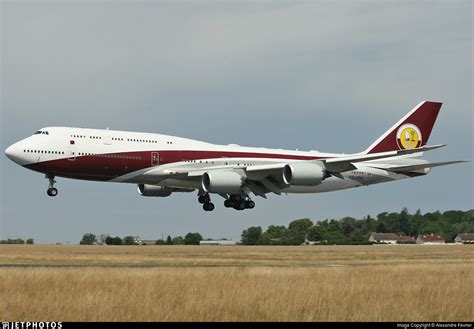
left=151, top=152, right=159, bottom=166
left=103, top=129, right=111, bottom=145
left=68, top=146, right=76, bottom=161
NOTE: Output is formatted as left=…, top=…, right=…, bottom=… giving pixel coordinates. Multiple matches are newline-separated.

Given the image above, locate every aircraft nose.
left=5, top=144, right=15, bottom=161
left=5, top=142, right=24, bottom=164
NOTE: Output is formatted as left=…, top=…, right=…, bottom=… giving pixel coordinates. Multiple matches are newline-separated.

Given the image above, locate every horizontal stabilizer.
left=383, top=160, right=469, bottom=173
left=324, top=144, right=446, bottom=173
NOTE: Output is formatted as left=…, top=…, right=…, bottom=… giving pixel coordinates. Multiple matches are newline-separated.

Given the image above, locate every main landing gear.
left=198, top=193, right=215, bottom=211
left=224, top=194, right=255, bottom=211
left=46, top=174, right=58, bottom=197
left=198, top=193, right=256, bottom=211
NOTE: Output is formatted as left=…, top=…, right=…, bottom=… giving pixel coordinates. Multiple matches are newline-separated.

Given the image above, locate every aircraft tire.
left=47, top=188, right=58, bottom=197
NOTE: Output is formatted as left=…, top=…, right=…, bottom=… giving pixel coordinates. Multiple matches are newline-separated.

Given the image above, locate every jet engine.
left=137, top=184, right=193, bottom=197
left=202, top=170, right=243, bottom=194
left=282, top=162, right=327, bottom=186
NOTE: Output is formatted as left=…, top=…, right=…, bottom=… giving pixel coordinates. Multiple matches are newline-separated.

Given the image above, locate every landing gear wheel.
left=198, top=195, right=210, bottom=204
left=203, top=203, right=215, bottom=211
left=46, top=174, right=58, bottom=197
left=47, top=187, right=58, bottom=197
left=245, top=200, right=255, bottom=209
left=234, top=202, right=246, bottom=211
left=224, top=200, right=233, bottom=208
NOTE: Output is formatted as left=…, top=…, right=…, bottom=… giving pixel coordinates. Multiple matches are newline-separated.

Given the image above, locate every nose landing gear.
left=46, top=174, right=58, bottom=197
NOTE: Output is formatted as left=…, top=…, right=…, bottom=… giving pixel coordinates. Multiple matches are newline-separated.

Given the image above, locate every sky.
left=1, top=1, right=472, bottom=243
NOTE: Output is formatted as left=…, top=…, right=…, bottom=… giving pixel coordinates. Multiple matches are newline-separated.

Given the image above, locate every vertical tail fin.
left=364, top=101, right=442, bottom=154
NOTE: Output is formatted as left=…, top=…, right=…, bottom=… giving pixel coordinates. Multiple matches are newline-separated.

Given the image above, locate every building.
left=454, top=233, right=474, bottom=244
left=396, top=235, right=416, bottom=244
left=369, top=233, right=415, bottom=244
left=141, top=240, right=157, bottom=245
left=369, top=233, right=399, bottom=244
left=416, top=233, right=445, bottom=244
left=199, top=239, right=238, bottom=246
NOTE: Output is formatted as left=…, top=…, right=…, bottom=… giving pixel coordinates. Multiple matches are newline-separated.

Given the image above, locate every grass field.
left=1, top=245, right=473, bottom=321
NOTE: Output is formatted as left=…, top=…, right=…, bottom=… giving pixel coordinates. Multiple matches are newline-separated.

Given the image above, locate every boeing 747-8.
left=5, top=101, right=467, bottom=211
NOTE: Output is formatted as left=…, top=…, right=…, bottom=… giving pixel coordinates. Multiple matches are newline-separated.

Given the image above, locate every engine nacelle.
left=138, top=184, right=195, bottom=197
left=137, top=184, right=173, bottom=197
left=282, top=162, right=326, bottom=186
left=202, top=170, right=243, bottom=194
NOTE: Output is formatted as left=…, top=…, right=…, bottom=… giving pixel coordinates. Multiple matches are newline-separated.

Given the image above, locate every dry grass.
left=0, top=245, right=473, bottom=321
left=1, top=244, right=472, bottom=266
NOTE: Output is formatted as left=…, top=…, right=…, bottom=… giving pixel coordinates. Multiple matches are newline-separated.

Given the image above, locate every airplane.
left=4, top=101, right=468, bottom=211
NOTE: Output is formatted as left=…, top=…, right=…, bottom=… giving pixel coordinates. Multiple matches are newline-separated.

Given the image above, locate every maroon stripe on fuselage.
left=24, top=150, right=327, bottom=181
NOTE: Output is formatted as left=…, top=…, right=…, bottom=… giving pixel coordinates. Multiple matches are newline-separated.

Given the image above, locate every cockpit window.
left=33, top=131, right=49, bottom=135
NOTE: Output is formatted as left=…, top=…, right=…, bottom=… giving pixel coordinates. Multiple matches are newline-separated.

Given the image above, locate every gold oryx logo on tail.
left=396, top=124, right=422, bottom=149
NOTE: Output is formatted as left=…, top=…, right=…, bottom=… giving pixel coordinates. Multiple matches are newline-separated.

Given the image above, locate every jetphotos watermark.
left=397, top=324, right=473, bottom=329
left=2, top=323, right=62, bottom=329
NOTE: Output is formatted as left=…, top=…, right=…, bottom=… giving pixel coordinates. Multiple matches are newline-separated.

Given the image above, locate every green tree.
left=443, top=210, right=465, bottom=224
left=155, top=239, right=165, bottom=245
left=409, top=209, right=424, bottom=236
left=80, top=233, right=96, bottom=245
left=323, top=230, right=346, bottom=244
left=123, top=236, right=137, bottom=245
left=165, top=235, right=173, bottom=245
left=351, top=230, right=371, bottom=243
left=362, top=215, right=377, bottom=233
left=424, top=211, right=442, bottom=222
left=285, top=218, right=313, bottom=245
left=341, top=217, right=357, bottom=236
left=172, top=236, right=185, bottom=245
left=26, top=238, right=34, bottom=244
left=376, top=212, right=400, bottom=233
left=461, top=210, right=474, bottom=223
left=7, top=238, right=24, bottom=244
left=184, top=233, right=203, bottom=245
left=105, top=236, right=122, bottom=245
left=327, top=219, right=342, bottom=233
left=307, top=225, right=326, bottom=242
left=262, top=225, right=287, bottom=245
left=241, top=226, right=263, bottom=245
left=399, top=208, right=410, bottom=235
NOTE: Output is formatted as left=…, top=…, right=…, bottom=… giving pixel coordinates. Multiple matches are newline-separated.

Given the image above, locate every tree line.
left=80, top=232, right=203, bottom=245
left=0, top=238, right=34, bottom=244
left=241, top=209, right=474, bottom=245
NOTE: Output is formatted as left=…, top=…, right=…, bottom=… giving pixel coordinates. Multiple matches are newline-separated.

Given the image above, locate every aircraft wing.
left=131, top=144, right=448, bottom=197
left=237, top=144, right=447, bottom=196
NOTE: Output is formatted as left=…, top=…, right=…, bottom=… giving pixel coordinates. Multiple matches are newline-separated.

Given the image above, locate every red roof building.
left=416, top=233, right=445, bottom=244
left=395, top=235, right=416, bottom=244
left=369, top=233, right=415, bottom=244
left=454, top=233, right=474, bottom=244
